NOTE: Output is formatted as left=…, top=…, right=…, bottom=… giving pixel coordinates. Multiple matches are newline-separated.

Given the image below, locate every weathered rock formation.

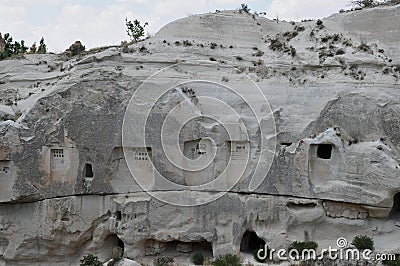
left=0, top=33, right=4, bottom=53
left=0, top=4, right=400, bottom=266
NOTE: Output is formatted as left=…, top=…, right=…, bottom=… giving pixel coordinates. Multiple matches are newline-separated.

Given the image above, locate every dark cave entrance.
left=240, top=230, right=266, bottom=253
left=317, top=144, right=333, bottom=159
left=117, top=237, right=125, bottom=251
left=389, top=192, right=400, bottom=219
left=84, top=163, right=94, bottom=177
left=99, top=234, right=125, bottom=261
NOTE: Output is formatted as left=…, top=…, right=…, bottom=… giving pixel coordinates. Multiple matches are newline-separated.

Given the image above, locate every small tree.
left=37, top=37, right=47, bottom=54
left=125, top=18, right=148, bottom=42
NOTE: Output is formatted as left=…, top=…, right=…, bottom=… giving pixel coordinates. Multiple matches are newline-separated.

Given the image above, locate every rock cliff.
left=0, top=5, right=400, bottom=266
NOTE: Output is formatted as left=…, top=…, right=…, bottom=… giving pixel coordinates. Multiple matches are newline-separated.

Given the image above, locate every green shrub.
left=80, top=253, right=102, bottom=266
left=154, top=254, right=174, bottom=266
left=191, top=253, right=205, bottom=265
left=351, top=235, right=374, bottom=250
left=288, top=241, right=318, bottom=253
left=212, top=254, right=241, bottom=266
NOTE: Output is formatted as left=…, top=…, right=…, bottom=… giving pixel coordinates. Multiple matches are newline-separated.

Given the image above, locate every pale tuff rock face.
left=0, top=5, right=400, bottom=266
left=0, top=33, right=4, bottom=53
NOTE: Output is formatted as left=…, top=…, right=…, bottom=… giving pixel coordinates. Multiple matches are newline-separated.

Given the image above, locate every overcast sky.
left=0, top=0, right=351, bottom=52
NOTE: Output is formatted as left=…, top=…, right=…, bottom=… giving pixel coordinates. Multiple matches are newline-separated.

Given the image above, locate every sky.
left=0, top=0, right=352, bottom=52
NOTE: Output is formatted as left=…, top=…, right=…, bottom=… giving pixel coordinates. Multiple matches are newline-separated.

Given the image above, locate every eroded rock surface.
left=0, top=5, right=400, bottom=266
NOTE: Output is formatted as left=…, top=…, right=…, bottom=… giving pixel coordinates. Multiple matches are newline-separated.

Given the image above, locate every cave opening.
left=389, top=192, right=400, bottom=219
left=98, top=234, right=125, bottom=262
left=84, top=163, right=94, bottom=178
left=317, top=144, right=333, bottom=159
left=240, top=230, right=266, bottom=253
left=117, top=237, right=125, bottom=251
left=115, top=211, right=122, bottom=221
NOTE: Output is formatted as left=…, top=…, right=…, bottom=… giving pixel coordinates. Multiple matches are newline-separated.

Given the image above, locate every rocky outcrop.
left=65, top=41, right=85, bottom=56
left=0, top=5, right=400, bottom=266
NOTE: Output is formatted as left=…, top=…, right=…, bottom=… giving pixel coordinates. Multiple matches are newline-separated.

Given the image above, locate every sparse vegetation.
left=0, top=33, right=28, bottom=60
left=283, top=31, right=298, bottom=41
left=212, top=254, right=241, bottom=266
left=191, top=253, right=205, bottom=265
left=183, top=40, right=192, bottom=46
left=288, top=241, right=318, bottom=253
left=351, top=0, right=376, bottom=8
left=345, top=65, right=366, bottom=80
left=235, top=55, right=243, bottom=61
left=352, top=235, right=374, bottom=250
left=269, top=38, right=283, bottom=51
left=154, top=254, right=174, bottom=266
left=316, top=19, right=324, bottom=29
left=239, top=3, right=250, bottom=13
left=357, top=42, right=373, bottom=54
